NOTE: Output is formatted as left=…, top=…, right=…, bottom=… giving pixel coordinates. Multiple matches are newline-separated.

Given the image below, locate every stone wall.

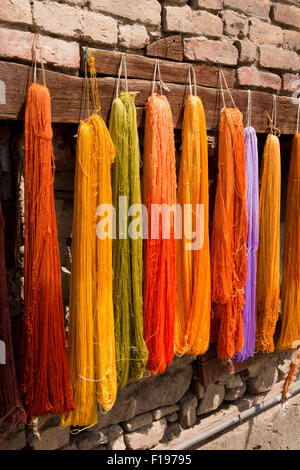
left=1, top=350, right=297, bottom=450
left=0, top=1, right=299, bottom=93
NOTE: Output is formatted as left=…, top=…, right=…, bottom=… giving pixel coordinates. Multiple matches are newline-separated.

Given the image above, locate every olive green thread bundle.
left=110, top=91, right=148, bottom=388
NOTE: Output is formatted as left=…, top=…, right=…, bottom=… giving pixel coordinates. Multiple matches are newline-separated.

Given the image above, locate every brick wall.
left=0, top=0, right=299, bottom=93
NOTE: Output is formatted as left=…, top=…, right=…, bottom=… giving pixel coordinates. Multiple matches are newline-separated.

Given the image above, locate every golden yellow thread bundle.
left=61, top=114, right=117, bottom=428
left=277, top=133, right=300, bottom=349
left=255, top=133, right=281, bottom=353
left=175, top=95, right=211, bottom=356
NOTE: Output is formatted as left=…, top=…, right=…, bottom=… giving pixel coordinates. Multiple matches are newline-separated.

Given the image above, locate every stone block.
left=122, top=413, right=153, bottom=432
left=124, top=418, right=167, bottom=450
left=197, top=384, right=224, bottom=415
left=178, top=393, right=197, bottom=429
left=247, top=361, right=278, bottom=394
left=152, top=404, right=179, bottom=421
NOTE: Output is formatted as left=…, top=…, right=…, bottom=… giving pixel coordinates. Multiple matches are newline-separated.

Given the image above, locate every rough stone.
left=223, top=0, right=271, bottom=20
left=249, top=18, right=283, bottom=45
left=193, top=381, right=205, bottom=399
left=184, top=37, right=238, bottom=65
left=119, top=24, right=150, bottom=50
left=0, top=28, right=80, bottom=69
left=98, top=424, right=123, bottom=444
left=191, top=0, right=223, bottom=10
left=235, top=38, right=258, bottom=63
left=162, top=422, right=181, bottom=442
left=90, top=0, right=162, bottom=26
left=222, top=10, right=249, bottom=37
left=166, top=412, right=178, bottom=423
left=224, top=383, right=246, bottom=401
left=247, top=361, right=278, bottom=394
left=220, top=373, right=244, bottom=389
left=33, top=426, right=70, bottom=451
left=163, top=5, right=223, bottom=37
left=197, top=384, right=225, bottom=415
left=238, top=66, right=281, bottom=91
left=260, top=45, right=299, bottom=72
left=106, top=435, right=126, bottom=451
left=152, top=404, right=179, bottom=421
left=92, top=360, right=193, bottom=429
left=122, top=413, right=153, bottom=432
left=74, top=432, right=101, bottom=450
left=124, top=418, right=167, bottom=450
left=248, top=361, right=264, bottom=378
left=0, top=0, right=32, bottom=24
left=273, top=3, right=300, bottom=30
left=178, top=394, right=197, bottom=429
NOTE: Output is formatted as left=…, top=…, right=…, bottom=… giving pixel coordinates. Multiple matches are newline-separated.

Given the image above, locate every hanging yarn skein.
left=235, top=91, right=259, bottom=362
left=110, top=54, right=148, bottom=389
left=211, top=70, right=248, bottom=360
left=175, top=66, right=211, bottom=357
left=0, top=202, right=26, bottom=445
left=20, top=42, right=74, bottom=418
left=277, top=104, right=300, bottom=350
left=255, top=97, right=281, bottom=353
left=61, top=51, right=117, bottom=428
left=143, top=60, right=176, bottom=374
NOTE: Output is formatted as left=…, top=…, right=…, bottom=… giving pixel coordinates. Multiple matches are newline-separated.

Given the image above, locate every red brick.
left=191, top=0, right=223, bottom=10
left=249, top=18, right=283, bottom=45
left=163, top=5, right=223, bottom=37
left=260, top=45, right=299, bottom=72
left=0, top=28, right=80, bottom=70
left=0, top=0, right=32, bottom=25
left=184, top=37, right=238, bottom=65
left=283, top=73, right=300, bottom=92
left=223, top=0, right=271, bottom=20
left=273, top=3, right=300, bottom=30
left=236, top=39, right=258, bottom=63
left=238, top=66, right=281, bottom=91
left=283, top=30, right=300, bottom=52
left=222, top=10, right=249, bottom=37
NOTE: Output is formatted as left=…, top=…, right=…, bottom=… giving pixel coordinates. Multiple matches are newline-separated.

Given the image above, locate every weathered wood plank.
left=84, top=48, right=236, bottom=89
left=0, top=61, right=299, bottom=134
left=146, top=35, right=184, bottom=62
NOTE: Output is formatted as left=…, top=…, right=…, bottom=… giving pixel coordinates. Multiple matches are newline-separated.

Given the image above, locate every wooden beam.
left=0, top=60, right=299, bottom=134
left=84, top=48, right=236, bottom=89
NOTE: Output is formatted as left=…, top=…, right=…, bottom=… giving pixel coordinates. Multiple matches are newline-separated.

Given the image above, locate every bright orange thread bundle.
left=277, top=133, right=300, bottom=350
left=255, top=133, right=281, bottom=353
left=175, top=95, right=211, bottom=356
left=21, top=83, right=75, bottom=418
left=211, top=107, right=248, bottom=360
left=142, top=93, right=176, bottom=374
